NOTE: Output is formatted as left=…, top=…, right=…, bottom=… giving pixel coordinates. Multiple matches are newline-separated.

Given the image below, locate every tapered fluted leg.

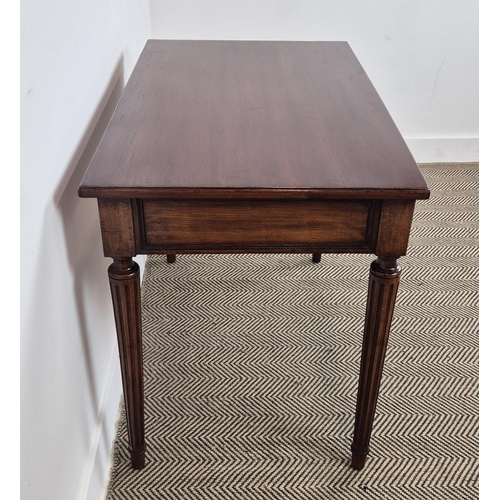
left=351, top=257, right=401, bottom=470
left=108, top=258, right=145, bottom=470
left=312, top=253, right=321, bottom=263
left=167, top=253, right=176, bottom=263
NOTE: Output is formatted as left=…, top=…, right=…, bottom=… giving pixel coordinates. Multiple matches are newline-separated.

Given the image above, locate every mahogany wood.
left=351, top=257, right=401, bottom=470
left=140, top=199, right=371, bottom=248
left=376, top=200, right=416, bottom=257
left=108, top=258, right=145, bottom=469
left=78, top=40, right=430, bottom=470
left=98, top=199, right=136, bottom=257
left=312, top=253, right=322, bottom=263
left=79, top=40, right=429, bottom=201
left=138, top=244, right=372, bottom=256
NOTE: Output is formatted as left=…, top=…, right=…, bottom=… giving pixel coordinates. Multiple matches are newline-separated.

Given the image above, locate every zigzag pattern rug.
left=106, top=163, right=478, bottom=499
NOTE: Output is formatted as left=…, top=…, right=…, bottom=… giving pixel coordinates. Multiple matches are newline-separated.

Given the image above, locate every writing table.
left=79, top=40, right=430, bottom=471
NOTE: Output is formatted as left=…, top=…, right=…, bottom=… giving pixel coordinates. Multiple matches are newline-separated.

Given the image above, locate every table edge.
left=78, top=186, right=431, bottom=200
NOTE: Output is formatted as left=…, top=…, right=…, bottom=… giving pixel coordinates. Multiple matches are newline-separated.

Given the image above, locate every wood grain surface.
left=79, top=40, right=429, bottom=200
left=141, top=199, right=371, bottom=247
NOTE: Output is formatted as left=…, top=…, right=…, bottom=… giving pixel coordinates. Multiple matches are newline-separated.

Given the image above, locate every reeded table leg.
left=351, top=257, right=401, bottom=470
left=108, top=258, right=145, bottom=469
left=312, top=253, right=321, bottom=263
left=167, top=253, right=176, bottom=263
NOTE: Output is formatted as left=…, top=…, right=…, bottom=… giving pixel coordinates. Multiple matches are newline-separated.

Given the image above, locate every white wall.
left=148, top=0, right=479, bottom=162
left=20, top=1, right=150, bottom=499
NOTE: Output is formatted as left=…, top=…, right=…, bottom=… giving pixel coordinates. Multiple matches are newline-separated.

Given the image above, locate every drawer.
left=136, top=199, right=376, bottom=252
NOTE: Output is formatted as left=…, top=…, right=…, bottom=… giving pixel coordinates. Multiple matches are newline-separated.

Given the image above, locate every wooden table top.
left=79, top=40, right=429, bottom=200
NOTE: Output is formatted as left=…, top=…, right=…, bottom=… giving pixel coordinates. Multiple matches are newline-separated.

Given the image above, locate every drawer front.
left=137, top=199, right=375, bottom=252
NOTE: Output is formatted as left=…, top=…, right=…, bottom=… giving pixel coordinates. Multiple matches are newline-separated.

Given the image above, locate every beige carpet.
left=106, top=163, right=478, bottom=499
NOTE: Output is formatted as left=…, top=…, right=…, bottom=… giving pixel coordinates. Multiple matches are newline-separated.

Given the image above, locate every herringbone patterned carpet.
left=106, top=163, right=478, bottom=499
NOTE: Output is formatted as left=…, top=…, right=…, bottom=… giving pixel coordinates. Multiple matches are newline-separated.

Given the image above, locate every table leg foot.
left=130, top=449, right=146, bottom=470
left=351, top=451, right=368, bottom=470
left=312, top=252, right=321, bottom=263
left=167, top=253, right=176, bottom=263
left=108, top=258, right=146, bottom=470
left=351, top=257, right=401, bottom=470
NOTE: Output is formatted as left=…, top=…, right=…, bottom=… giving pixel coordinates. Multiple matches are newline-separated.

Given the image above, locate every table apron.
left=97, top=198, right=414, bottom=258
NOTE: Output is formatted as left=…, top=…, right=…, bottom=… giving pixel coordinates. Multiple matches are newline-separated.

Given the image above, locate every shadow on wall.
left=22, top=54, right=128, bottom=497
left=55, top=56, right=126, bottom=488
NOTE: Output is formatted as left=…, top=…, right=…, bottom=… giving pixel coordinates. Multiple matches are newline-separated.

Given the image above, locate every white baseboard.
left=80, top=347, right=123, bottom=500
left=405, top=137, right=479, bottom=163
